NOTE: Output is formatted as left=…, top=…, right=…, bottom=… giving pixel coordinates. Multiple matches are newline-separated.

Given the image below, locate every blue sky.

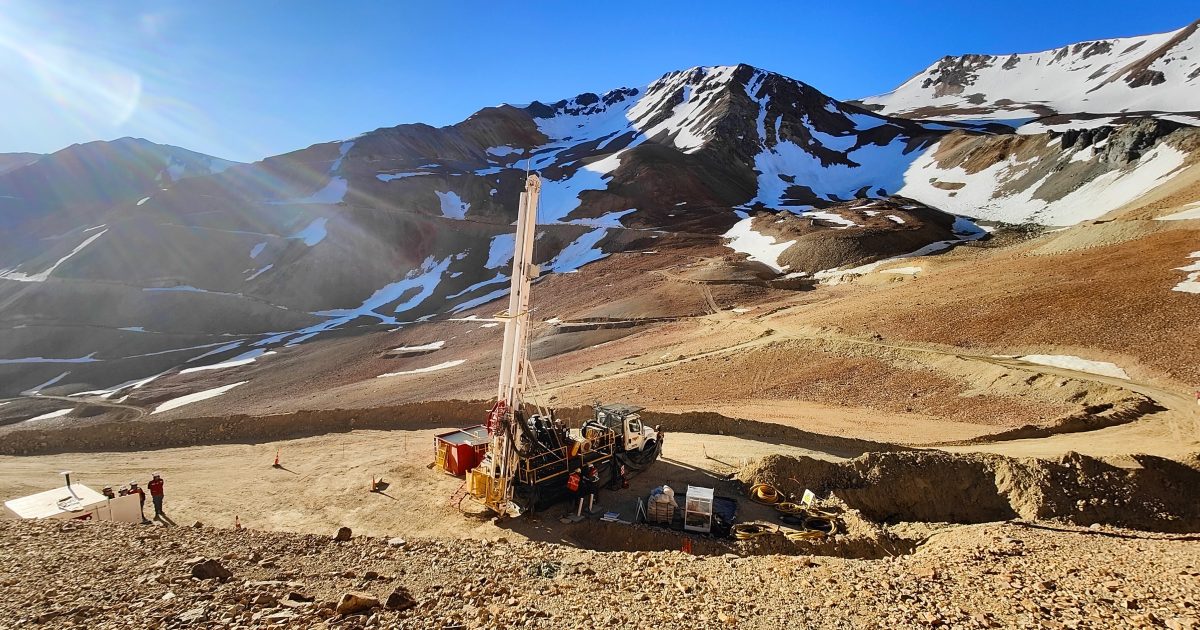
left=0, top=1, right=1195, bottom=162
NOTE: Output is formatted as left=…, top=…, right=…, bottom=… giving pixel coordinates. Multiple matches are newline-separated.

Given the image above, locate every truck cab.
left=593, top=403, right=657, bottom=454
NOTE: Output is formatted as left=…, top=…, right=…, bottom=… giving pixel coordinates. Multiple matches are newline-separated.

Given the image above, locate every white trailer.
left=4, top=476, right=143, bottom=524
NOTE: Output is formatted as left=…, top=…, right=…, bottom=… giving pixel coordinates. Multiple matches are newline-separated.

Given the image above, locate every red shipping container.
left=433, top=425, right=490, bottom=477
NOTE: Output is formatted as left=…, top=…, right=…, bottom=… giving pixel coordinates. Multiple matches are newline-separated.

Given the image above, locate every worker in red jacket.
left=128, top=481, right=149, bottom=524
left=148, top=472, right=165, bottom=520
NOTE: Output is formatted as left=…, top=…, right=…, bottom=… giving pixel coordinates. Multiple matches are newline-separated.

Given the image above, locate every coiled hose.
left=775, top=502, right=805, bottom=515
left=749, top=483, right=780, bottom=505
left=783, top=528, right=826, bottom=542
left=743, top=483, right=838, bottom=542
left=732, top=523, right=779, bottom=540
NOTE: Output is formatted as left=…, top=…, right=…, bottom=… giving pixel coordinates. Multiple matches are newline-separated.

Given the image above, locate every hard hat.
left=152, top=472, right=161, bottom=478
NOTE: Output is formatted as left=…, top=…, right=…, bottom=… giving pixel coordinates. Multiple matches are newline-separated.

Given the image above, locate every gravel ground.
left=1, top=518, right=1196, bottom=629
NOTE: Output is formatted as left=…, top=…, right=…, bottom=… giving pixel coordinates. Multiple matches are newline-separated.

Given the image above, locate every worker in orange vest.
left=567, top=468, right=582, bottom=494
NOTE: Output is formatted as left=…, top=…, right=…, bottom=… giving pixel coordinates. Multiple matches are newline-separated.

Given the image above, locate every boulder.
left=333, top=527, right=352, bottom=542
left=385, top=587, right=418, bottom=611
left=190, top=559, right=232, bottom=581
left=335, top=592, right=379, bottom=615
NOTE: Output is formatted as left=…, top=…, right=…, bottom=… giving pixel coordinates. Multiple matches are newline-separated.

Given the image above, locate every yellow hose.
left=749, top=483, right=780, bottom=505
left=732, top=522, right=779, bottom=540
left=804, top=516, right=836, bottom=535
left=783, top=529, right=826, bottom=541
left=744, top=483, right=839, bottom=542
left=774, top=502, right=806, bottom=515
left=781, top=516, right=838, bottom=542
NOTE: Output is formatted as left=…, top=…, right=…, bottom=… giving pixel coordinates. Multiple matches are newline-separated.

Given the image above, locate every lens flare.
left=0, top=14, right=142, bottom=133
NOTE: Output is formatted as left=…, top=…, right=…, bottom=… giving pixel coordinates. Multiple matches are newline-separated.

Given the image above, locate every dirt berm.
left=741, top=451, right=1200, bottom=533
left=0, top=401, right=905, bottom=456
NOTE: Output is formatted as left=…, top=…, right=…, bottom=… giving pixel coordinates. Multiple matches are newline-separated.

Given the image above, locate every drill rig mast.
left=469, top=173, right=541, bottom=514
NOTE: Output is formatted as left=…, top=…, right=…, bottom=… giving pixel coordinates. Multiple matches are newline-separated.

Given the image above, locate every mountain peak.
left=862, top=19, right=1200, bottom=119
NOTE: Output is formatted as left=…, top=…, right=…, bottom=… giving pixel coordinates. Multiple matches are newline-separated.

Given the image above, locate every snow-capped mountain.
left=860, top=19, right=1200, bottom=121
left=1, top=44, right=1198, bottom=397
left=495, top=64, right=960, bottom=222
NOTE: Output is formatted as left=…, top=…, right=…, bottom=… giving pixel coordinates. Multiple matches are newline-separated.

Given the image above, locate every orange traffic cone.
left=370, top=476, right=376, bottom=492
left=272, top=449, right=281, bottom=468
left=681, top=538, right=693, bottom=555
left=235, top=515, right=241, bottom=529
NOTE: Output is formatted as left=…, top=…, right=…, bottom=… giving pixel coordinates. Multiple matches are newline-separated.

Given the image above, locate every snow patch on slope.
left=0, top=353, right=100, bottom=364
left=0, top=229, right=108, bottom=282
left=377, top=360, right=464, bottom=378
left=1172, top=251, right=1200, bottom=294
left=178, top=349, right=275, bottom=375
left=245, top=265, right=273, bottom=281
left=377, top=172, right=430, bottom=182
left=486, top=234, right=515, bottom=269
left=1018, top=355, right=1130, bottom=379
left=545, top=227, right=610, bottom=274
left=25, top=408, right=72, bottom=423
left=391, top=341, right=445, bottom=352
left=271, top=179, right=347, bottom=205
left=722, top=217, right=795, bottom=272
left=436, top=191, right=470, bottom=219
left=291, top=217, right=328, bottom=246
left=313, top=255, right=452, bottom=325
left=21, top=371, right=71, bottom=395
left=1158, top=202, right=1200, bottom=221
left=751, top=140, right=912, bottom=207
left=152, top=381, right=248, bottom=414
left=899, top=140, right=1191, bottom=225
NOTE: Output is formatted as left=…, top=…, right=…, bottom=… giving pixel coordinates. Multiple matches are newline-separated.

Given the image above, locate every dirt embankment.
left=0, top=400, right=482, bottom=456
left=741, top=451, right=1200, bottom=533
left=0, top=401, right=908, bottom=457
left=947, top=396, right=1165, bottom=444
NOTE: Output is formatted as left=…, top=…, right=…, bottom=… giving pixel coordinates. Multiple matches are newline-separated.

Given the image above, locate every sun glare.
left=0, top=8, right=142, bottom=137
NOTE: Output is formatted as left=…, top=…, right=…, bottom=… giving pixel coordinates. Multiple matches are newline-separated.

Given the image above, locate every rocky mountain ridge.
left=859, top=19, right=1200, bottom=121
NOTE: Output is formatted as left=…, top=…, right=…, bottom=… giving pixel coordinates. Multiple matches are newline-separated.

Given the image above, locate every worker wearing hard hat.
left=148, top=473, right=165, bottom=520
left=582, top=464, right=600, bottom=500
left=128, top=481, right=149, bottom=524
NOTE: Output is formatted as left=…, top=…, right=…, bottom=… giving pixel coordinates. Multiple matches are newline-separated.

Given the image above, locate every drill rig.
left=463, top=174, right=662, bottom=516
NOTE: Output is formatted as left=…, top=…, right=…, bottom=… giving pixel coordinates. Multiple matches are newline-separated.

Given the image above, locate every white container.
left=683, top=485, right=714, bottom=533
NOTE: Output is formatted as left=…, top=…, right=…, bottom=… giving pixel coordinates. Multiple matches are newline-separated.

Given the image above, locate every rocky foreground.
left=0, top=519, right=1197, bottom=629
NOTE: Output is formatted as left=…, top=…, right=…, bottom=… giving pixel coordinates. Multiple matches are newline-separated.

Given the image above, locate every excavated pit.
left=741, top=451, right=1200, bottom=533
left=515, top=516, right=923, bottom=559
